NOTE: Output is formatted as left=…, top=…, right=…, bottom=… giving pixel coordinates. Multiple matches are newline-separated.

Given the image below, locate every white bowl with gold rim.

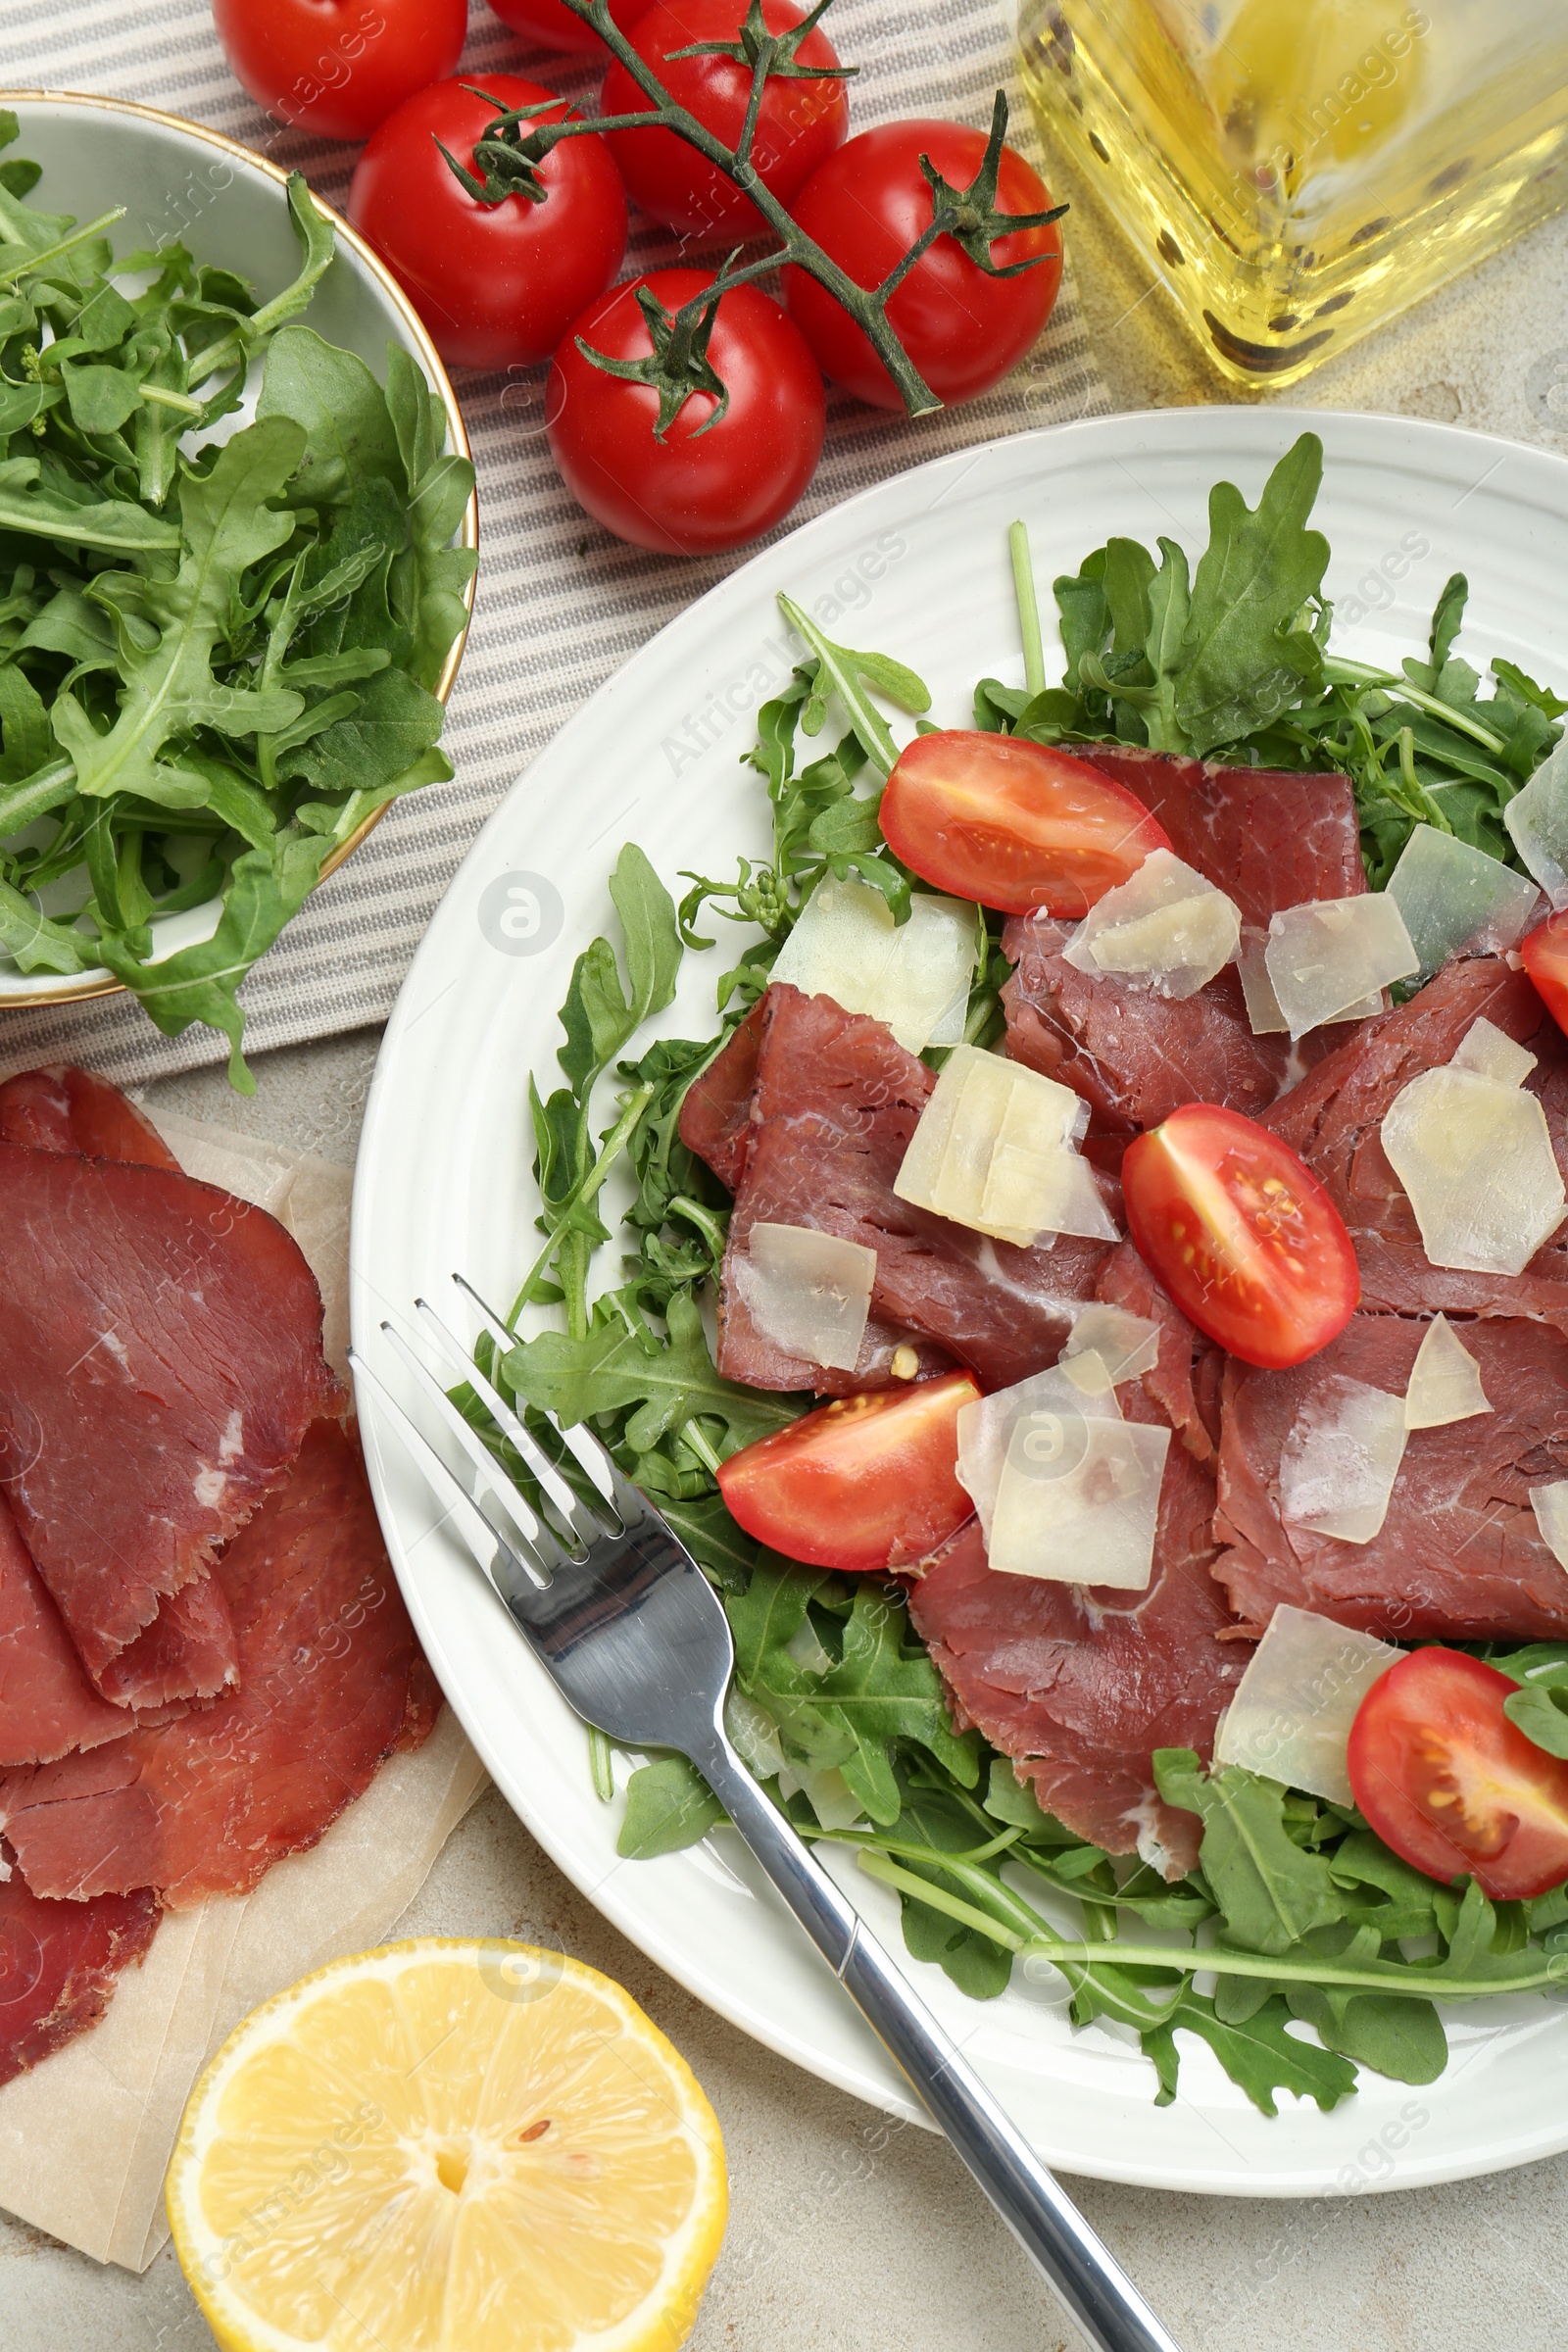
left=0, top=90, right=477, bottom=1012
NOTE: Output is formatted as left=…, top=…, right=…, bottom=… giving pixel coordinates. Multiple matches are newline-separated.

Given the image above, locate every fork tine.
left=540, top=1407, right=651, bottom=1533
left=377, top=1322, right=571, bottom=1578
left=348, top=1346, right=546, bottom=1610
left=452, top=1272, right=619, bottom=1511
left=414, top=1296, right=603, bottom=1545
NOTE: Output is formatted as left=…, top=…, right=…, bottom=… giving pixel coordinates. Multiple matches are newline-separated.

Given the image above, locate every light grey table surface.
left=10, top=159, right=1568, bottom=2352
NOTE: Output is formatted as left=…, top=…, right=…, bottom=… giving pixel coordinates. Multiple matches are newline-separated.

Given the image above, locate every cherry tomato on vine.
left=1121, top=1103, right=1359, bottom=1369
left=784, top=118, right=1063, bottom=410
left=213, top=0, right=466, bottom=143
left=1348, top=1648, right=1568, bottom=1900
left=717, top=1373, right=981, bottom=1572
left=486, top=0, right=652, bottom=55
left=601, top=0, right=850, bottom=240
left=348, top=77, right=627, bottom=371
left=547, top=268, right=824, bottom=555
left=1521, top=909, right=1568, bottom=1040
left=879, top=731, right=1171, bottom=918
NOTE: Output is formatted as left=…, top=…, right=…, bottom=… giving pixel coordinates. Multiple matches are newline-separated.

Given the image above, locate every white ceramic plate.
left=353, top=406, right=1568, bottom=2196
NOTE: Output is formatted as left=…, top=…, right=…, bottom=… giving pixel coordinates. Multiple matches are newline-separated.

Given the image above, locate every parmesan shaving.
left=956, top=1363, right=1168, bottom=1591
left=768, top=877, right=977, bottom=1054
left=1387, top=823, right=1543, bottom=976
left=1237, top=927, right=1289, bottom=1035
left=1264, top=895, right=1419, bottom=1038
left=1063, top=1302, right=1161, bottom=1390
left=1279, top=1377, right=1408, bottom=1544
left=1062, top=848, right=1240, bottom=1001
left=731, top=1222, right=875, bottom=1372
left=1380, top=1064, right=1566, bottom=1277
left=1402, top=1315, right=1493, bottom=1430
left=955, top=1365, right=1122, bottom=1544
left=1530, top=1480, right=1568, bottom=1570
left=1504, top=737, right=1568, bottom=909
left=1451, top=1016, right=1536, bottom=1087
left=894, top=1045, right=1115, bottom=1247
left=1213, top=1603, right=1401, bottom=1804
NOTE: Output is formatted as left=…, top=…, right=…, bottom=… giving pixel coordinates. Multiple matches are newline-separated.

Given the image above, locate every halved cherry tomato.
left=716, top=1371, right=980, bottom=1572
left=1348, top=1647, right=1568, bottom=1899
left=878, top=732, right=1172, bottom=918
left=1121, top=1102, right=1358, bottom=1369
left=1522, top=908, right=1568, bottom=1038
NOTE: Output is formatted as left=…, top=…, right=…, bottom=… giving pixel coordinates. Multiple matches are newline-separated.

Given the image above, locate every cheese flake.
left=1387, top=823, right=1543, bottom=976
left=731, top=1222, right=874, bottom=1372
left=1264, top=895, right=1419, bottom=1038
left=769, top=877, right=978, bottom=1054
left=1504, top=737, right=1568, bottom=909
left=1381, top=1064, right=1566, bottom=1277
left=1279, top=1376, right=1408, bottom=1544
left=1451, top=1016, right=1536, bottom=1088
left=894, top=1045, right=1114, bottom=1248
left=1402, top=1314, right=1493, bottom=1430
left=1063, top=848, right=1241, bottom=1001
left=1530, top=1480, right=1568, bottom=1570
left=1213, top=1604, right=1401, bottom=1804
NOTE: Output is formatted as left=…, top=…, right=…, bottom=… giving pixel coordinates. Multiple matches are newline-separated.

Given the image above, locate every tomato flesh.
left=716, top=1372, right=980, bottom=1572
left=1348, top=1648, right=1568, bottom=1899
left=1121, top=1102, right=1358, bottom=1369
left=879, top=731, right=1172, bottom=918
left=1522, top=908, right=1568, bottom=1039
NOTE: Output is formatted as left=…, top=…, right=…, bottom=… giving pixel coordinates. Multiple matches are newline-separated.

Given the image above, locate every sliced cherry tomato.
left=348, top=77, right=627, bottom=371
left=487, top=0, right=652, bottom=54
left=213, top=0, right=466, bottom=143
left=601, top=0, right=850, bottom=239
left=1121, top=1102, right=1358, bottom=1369
left=783, top=120, right=1062, bottom=411
left=716, top=1372, right=980, bottom=1572
left=547, top=268, right=824, bottom=555
left=878, top=731, right=1171, bottom=918
left=1522, top=908, right=1568, bottom=1038
left=1348, top=1647, right=1568, bottom=1899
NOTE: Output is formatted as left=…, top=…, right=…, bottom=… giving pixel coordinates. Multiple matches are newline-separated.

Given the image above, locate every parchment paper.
left=0, top=1117, right=489, bottom=2269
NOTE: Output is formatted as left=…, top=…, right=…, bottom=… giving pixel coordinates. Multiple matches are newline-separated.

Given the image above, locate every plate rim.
left=354, top=399, right=1568, bottom=2196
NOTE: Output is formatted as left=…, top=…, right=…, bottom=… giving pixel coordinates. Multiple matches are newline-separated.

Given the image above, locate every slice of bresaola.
left=0, top=1420, right=437, bottom=1907
left=0, top=1140, right=341, bottom=1699
left=1002, top=910, right=1292, bottom=1136
left=0, top=1492, right=136, bottom=1766
left=0, top=1064, right=180, bottom=1168
left=0, top=1860, right=160, bottom=2090
left=1264, top=954, right=1568, bottom=1327
left=907, top=1384, right=1250, bottom=1877
left=694, top=986, right=1114, bottom=1394
left=1075, top=748, right=1365, bottom=927
left=1215, top=1312, right=1568, bottom=1641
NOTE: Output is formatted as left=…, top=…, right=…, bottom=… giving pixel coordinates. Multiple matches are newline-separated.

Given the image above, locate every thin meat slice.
left=0, top=1494, right=134, bottom=1767
left=1077, top=747, right=1365, bottom=926
left=1095, top=1241, right=1220, bottom=1467
left=909, top=1386, right=1250, bottom=1876
left=93, top=1573, right=237, bottom=1711
left=1002, top=911, right=1291, bottom=1133
left=679, top=1002, right=768, bottom=1193
left=1215, top=1312, right=1568, bottom=1641
left=0, top=1142, right=341, bottom=1696
left=715, top=986, right=1114, bottom=1394
left=0, top=1421, right=437, bottom=1907
left=0, top=1065, right=179, bottom=1169
left=0, top=1862, right=160, bottom=2089
left=1264, top=955, right=1568, bottom=1328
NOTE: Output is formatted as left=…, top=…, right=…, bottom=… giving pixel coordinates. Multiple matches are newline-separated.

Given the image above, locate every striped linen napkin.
left=0, top=0, right=1107, bottom=1085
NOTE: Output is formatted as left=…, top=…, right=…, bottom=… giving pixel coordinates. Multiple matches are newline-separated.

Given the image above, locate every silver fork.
left=350, top=1278, right=1183, bottom=2352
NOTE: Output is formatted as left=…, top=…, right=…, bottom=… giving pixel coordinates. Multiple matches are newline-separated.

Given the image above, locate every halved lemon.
left=167, top=1938, right=727, bottom=2352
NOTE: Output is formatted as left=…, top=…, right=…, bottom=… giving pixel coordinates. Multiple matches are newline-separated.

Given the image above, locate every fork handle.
left=696, top=1739, right=1183, bottom=2352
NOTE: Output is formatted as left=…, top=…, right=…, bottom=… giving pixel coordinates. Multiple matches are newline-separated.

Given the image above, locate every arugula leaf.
left=1149, top=1993, right=1358, bottom=2116
left=258, top=323, right=402, bottom=507
left=777, top=594, right=929, bottom=779
left=617, top=1755, right=724, bottom=1858
left=1154, top=1749, right=1344, bottom=1955
left=1174, top=431, right=1329, bottom=754
left=385, top=345, right=478, bottom=692
left=506, top=1286, right=800, bottom=1458
left=559, top=843, right=683, bottom=1098
left=1489, top=1643, right=1568, bottom=1759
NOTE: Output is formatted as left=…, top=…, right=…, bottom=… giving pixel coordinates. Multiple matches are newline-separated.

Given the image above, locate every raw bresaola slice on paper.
left=0, top=1065, right=180, bottom=1169
left=0, top=1862, right=160, bottom=2090
left=702, top=985, right=1114, bottom=1393
left=1263, top=954, right=1568, bottom=1327
left=0, top=1141, right=341, bottom=1700
left=0, top=1422, right=437, bottom=1907
left=908, top=1384, right=1250, bottom=1876
left=0, top=1493, right=135, bottom=1767
left=1076, top=748, right=1365, bottom=927
left=1002, top=911, right=1292, bottom=1136
left=1215, top=1312, right=1568, bottom=1640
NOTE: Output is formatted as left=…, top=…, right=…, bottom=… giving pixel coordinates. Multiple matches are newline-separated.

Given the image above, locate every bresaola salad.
left=488, top=435, right=1568, bottom=2114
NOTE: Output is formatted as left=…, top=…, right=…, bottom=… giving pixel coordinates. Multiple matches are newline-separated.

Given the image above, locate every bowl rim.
left=0, top=87, right=480, bottom=1012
